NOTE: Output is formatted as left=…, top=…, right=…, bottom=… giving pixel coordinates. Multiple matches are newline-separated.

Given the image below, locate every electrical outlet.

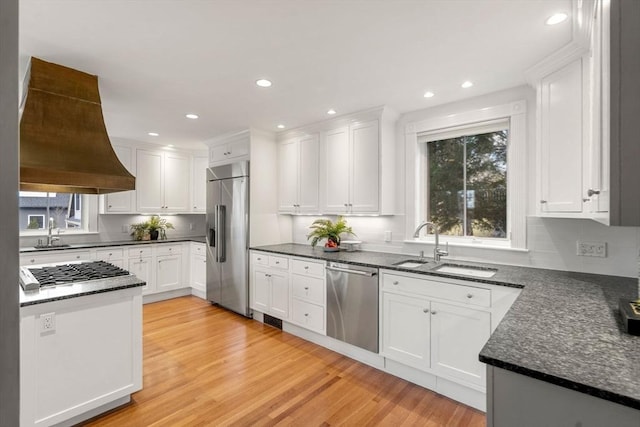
left=384, top=231, right=392, bottom=242
left=40, top=312, right=56, bottom=333
left=122, top=224, right=129, bottom=233
left=577, top=241, right=607, bottom=258
left=189, top=223, right=194, bottom=231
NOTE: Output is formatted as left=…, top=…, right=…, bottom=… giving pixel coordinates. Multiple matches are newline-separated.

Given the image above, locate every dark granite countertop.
left=20, top=275, right=145, bottom=307
left=251, top=243, right=640, bottom=410
left=19, top=236, right=206, bottom=253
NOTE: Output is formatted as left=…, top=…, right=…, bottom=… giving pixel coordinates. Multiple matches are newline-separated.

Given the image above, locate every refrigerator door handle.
left=218, top=205, right=226, bottom=262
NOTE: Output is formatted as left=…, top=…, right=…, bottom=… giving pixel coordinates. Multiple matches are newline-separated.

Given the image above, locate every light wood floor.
left=83, top=296, right=485, bottom=426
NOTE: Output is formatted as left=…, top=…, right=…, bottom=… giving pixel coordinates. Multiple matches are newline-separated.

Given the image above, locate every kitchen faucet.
left=413, top=221, right=449, bottom=262
left=46, top=217, right=60, bottom=247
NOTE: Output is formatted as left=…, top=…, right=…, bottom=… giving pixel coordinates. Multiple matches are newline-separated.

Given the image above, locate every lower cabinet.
left=252, top=267, right=289, bottom=319
left=155, top=244, right=183, bottom=292
left=190, top=242, right=206, bottom=296
left=127, top=247, right=155, bottom=295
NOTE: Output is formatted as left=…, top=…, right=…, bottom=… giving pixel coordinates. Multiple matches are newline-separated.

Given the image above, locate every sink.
left=432, top=263, right=497, bottom=278
left=34, top=244, right=71, bottom=250
left=393, top=259, right=430, bottom=269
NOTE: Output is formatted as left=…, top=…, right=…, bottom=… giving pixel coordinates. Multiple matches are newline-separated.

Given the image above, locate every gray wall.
left=0, top=0, right=20, bottom=424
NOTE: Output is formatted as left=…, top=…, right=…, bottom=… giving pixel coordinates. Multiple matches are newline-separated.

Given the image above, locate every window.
left=421, top=121, right=508, bottom=239
left=19, top=192, right=96, bottom=233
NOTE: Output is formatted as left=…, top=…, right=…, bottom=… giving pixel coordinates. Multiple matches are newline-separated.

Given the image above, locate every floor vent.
left=263, top=314, right=283, bottom=330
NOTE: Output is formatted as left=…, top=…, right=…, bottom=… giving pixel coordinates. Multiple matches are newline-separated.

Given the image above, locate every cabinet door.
left=136, top=149, right=164, bottom=212
left=430, top=301, right=490, bottom=386
left=210, top=144, right=228, bottom=164
left=252, top=270, right=270, bottom=313
left=322, top=127, right=350, bottom=213
left=277, top=139, right=299, bottom=213
left=381, top=292, right=431, bottom=370
left=539, top=59, right=585, bottom=213
left=192, top=156, right=208, bottom=212
left=269, top=271, right=289, bottom=319
left=128, top=257, right=154, bottom=294
left=297, top=134, right=320, bottom=213
left=191, top=254, right=206, bottom=292
left=104, top=145, right=135, bottom=213
left=156, top=254, right=182, bottom=291
left=227, top=139, right=250, bottom=160
left=164, top=152, right=190, bottom=212
left=350, top=120, right=379, bottom=213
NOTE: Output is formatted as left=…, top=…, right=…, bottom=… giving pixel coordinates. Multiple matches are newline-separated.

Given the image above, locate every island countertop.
left=251, top=243, right=640, bottom=410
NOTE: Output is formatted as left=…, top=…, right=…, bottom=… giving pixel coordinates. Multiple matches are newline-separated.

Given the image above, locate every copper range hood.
left=20, top=57, right=135, bottom=194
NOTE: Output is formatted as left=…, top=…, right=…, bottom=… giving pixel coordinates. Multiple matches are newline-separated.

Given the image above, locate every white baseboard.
left=143, top=287, right=192, bottom=304
left=52, top=395, right=130, bottom=427
left=190, top=288, right=206, bottom=300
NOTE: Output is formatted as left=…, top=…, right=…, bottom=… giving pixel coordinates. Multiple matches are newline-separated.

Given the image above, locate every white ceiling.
left=19, top=0, right=572, bottom=150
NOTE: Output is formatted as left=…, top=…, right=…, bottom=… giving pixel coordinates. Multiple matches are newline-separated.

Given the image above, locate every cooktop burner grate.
left=28, top=261, right=129, bottom=287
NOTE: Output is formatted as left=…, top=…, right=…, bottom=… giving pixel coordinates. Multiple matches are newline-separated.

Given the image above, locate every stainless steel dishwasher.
left=326, top=262, right=379, bottom=353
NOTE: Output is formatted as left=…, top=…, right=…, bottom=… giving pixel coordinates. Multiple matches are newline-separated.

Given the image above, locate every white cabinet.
left=127, top=247, right=154, bottom=295
left=136, top=149, right=190, bottom=212
left=103, top=145, right=135, bottom=213
left=289, top=258, right=326, bottom=334
left=190, top=242, right=206, bottom=296
left=380, top=270, right=497, bottom=387
left=250, top=251, right=290, bottom=319
left=155, top=244, right=183, bottom=292
left=209, top=138, right=249, bottom=165
left=538, top=58, right=588, bottom=214
left=277, top=134, right=320, bottom=214
left=321, top=119, right=383, bottom=214
left=430, top=301, right=490, bottom=386
left=95, top=247, right=125, bottom=269
left=192, top=156, right=208, bottom=213
left=20, top=250, right=92, bottom=266
left=381, top=292, right=431, bottom=369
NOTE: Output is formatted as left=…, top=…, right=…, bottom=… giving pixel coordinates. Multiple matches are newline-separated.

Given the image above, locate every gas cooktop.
left=20, top=260, right=130, bottom=291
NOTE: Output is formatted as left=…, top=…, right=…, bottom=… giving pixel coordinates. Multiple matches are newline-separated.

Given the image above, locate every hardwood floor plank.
left=83, top=296, right=485, bottom=426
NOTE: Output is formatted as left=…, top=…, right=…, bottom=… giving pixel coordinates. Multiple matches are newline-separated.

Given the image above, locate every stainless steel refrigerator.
left=206, top=161, right=251, bottom=318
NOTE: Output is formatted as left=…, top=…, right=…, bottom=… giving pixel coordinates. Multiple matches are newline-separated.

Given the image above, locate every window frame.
left=405, top=100, right=527, bottom=249
left=19, top=193, right=99, bottom=236
left=26, top=214, right=45, bottom=230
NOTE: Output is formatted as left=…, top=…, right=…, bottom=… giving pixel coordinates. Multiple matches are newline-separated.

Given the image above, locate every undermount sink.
left=432, top=263, right=497, bottom=278
left=393, top=259, right=430, bottom=269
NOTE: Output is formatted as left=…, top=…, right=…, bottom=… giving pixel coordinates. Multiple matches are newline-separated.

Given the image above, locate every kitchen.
left=2, top=0, right=640, bottom=426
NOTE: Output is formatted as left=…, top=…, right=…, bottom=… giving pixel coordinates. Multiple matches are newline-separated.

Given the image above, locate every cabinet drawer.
left=251, top=252, right=269, bottom=266
left=268, top=255, right=289, bottom=270
left=95, top=247, right=124, bottom=261
left=291, top=274, right=325, bottom=305
left=20, top=250, right=92, bottom=265
left=291, top=299, right=325, bottom=334
left=128, top=246, right=153, bottom=258
left=291, top=259, right=325, bottom=277
left=156, top=244, right=182, bottom=256
left=192, top=243, right=206, bottom=256
left=382, top=273, right=491, bottom=308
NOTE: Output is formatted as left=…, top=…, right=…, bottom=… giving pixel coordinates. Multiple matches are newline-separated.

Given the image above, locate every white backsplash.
left=292, top=215, right=640, bottom=278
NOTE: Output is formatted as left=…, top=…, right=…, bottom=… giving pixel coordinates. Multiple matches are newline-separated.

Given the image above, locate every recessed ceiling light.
left=167, top=144, right=174, bottom=148
left=546, top=13, right=568, bottom=25
left=424, top=91, right=435, bottom=98
left=327, top=109, right=337, bottom=115
left=185, top=113, right=199, bottom=119
left=461, top=81, right=474, bottom=89
left=256, top=79, right=272, bottom=87
left=148, top=132, right=159, bottom=137
left=277, top=124, right=285, bottom=129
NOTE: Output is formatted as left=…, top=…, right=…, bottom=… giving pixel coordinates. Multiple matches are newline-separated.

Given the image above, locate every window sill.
left=404, top=238, right=529, bottom=253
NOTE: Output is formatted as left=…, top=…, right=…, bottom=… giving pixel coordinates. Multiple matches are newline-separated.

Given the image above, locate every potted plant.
left=307, top=216, right=355, bottom=251
left=130, top=215, right=174, bottom=241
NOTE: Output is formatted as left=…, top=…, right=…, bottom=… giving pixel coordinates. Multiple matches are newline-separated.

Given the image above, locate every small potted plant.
left=130, top=215, right=174, bottom=241
left=307, top=216, right=355, bottom=252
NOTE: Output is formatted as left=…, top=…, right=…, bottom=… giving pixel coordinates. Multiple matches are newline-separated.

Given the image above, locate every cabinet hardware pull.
left=583, top=198, right=590, bottom=202
left=431, top=310, right=437, bottom=315
left=393, top=281, right=399, bottom=285
left=587, top=189, right=600, bottom=197
left=304, top=313, right=309, bottom=317
left=304, top=287, right=309, bottom=290
left=467, top=293, right=473, bottom=298
left=423, top=308, right=429, bottom=313
left=540, top=200, right=547, bottom=204
left=30, top=259, right=35, bottom=263
left=108, top=205, right=112, bottom=208
left=304, top=266, right=309, bottom=270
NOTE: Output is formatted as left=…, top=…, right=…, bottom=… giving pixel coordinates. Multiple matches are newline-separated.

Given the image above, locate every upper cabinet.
left=533, top=0, right=640, bottom=225
left=277, top=107, right=397, bottom=216
left=136, top=149, right=190, bottom=213
left=191, top=156, right=208, bottom=213
left=207, top=132, right=250, bottom=166
left=278, top=133, right=320, bottom=214
left=102, top=144, right=136, bottom=213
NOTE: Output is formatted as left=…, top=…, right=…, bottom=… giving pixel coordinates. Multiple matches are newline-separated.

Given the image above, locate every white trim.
left=406, top=100, right=527, bottom=250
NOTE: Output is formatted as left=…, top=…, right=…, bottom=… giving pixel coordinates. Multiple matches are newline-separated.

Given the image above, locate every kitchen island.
left=251, top=243, right=640, bottom=424
left=20, top=272, right=144, bottom=427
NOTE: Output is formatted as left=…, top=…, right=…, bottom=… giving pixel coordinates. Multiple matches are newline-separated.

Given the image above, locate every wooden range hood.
left=20, top=57, right=135, bottom=194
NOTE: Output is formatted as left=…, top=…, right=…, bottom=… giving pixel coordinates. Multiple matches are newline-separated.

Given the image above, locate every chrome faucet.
left=46, top=217, right=60, bottom=247
left=413, top=221, right=449, bottom=262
